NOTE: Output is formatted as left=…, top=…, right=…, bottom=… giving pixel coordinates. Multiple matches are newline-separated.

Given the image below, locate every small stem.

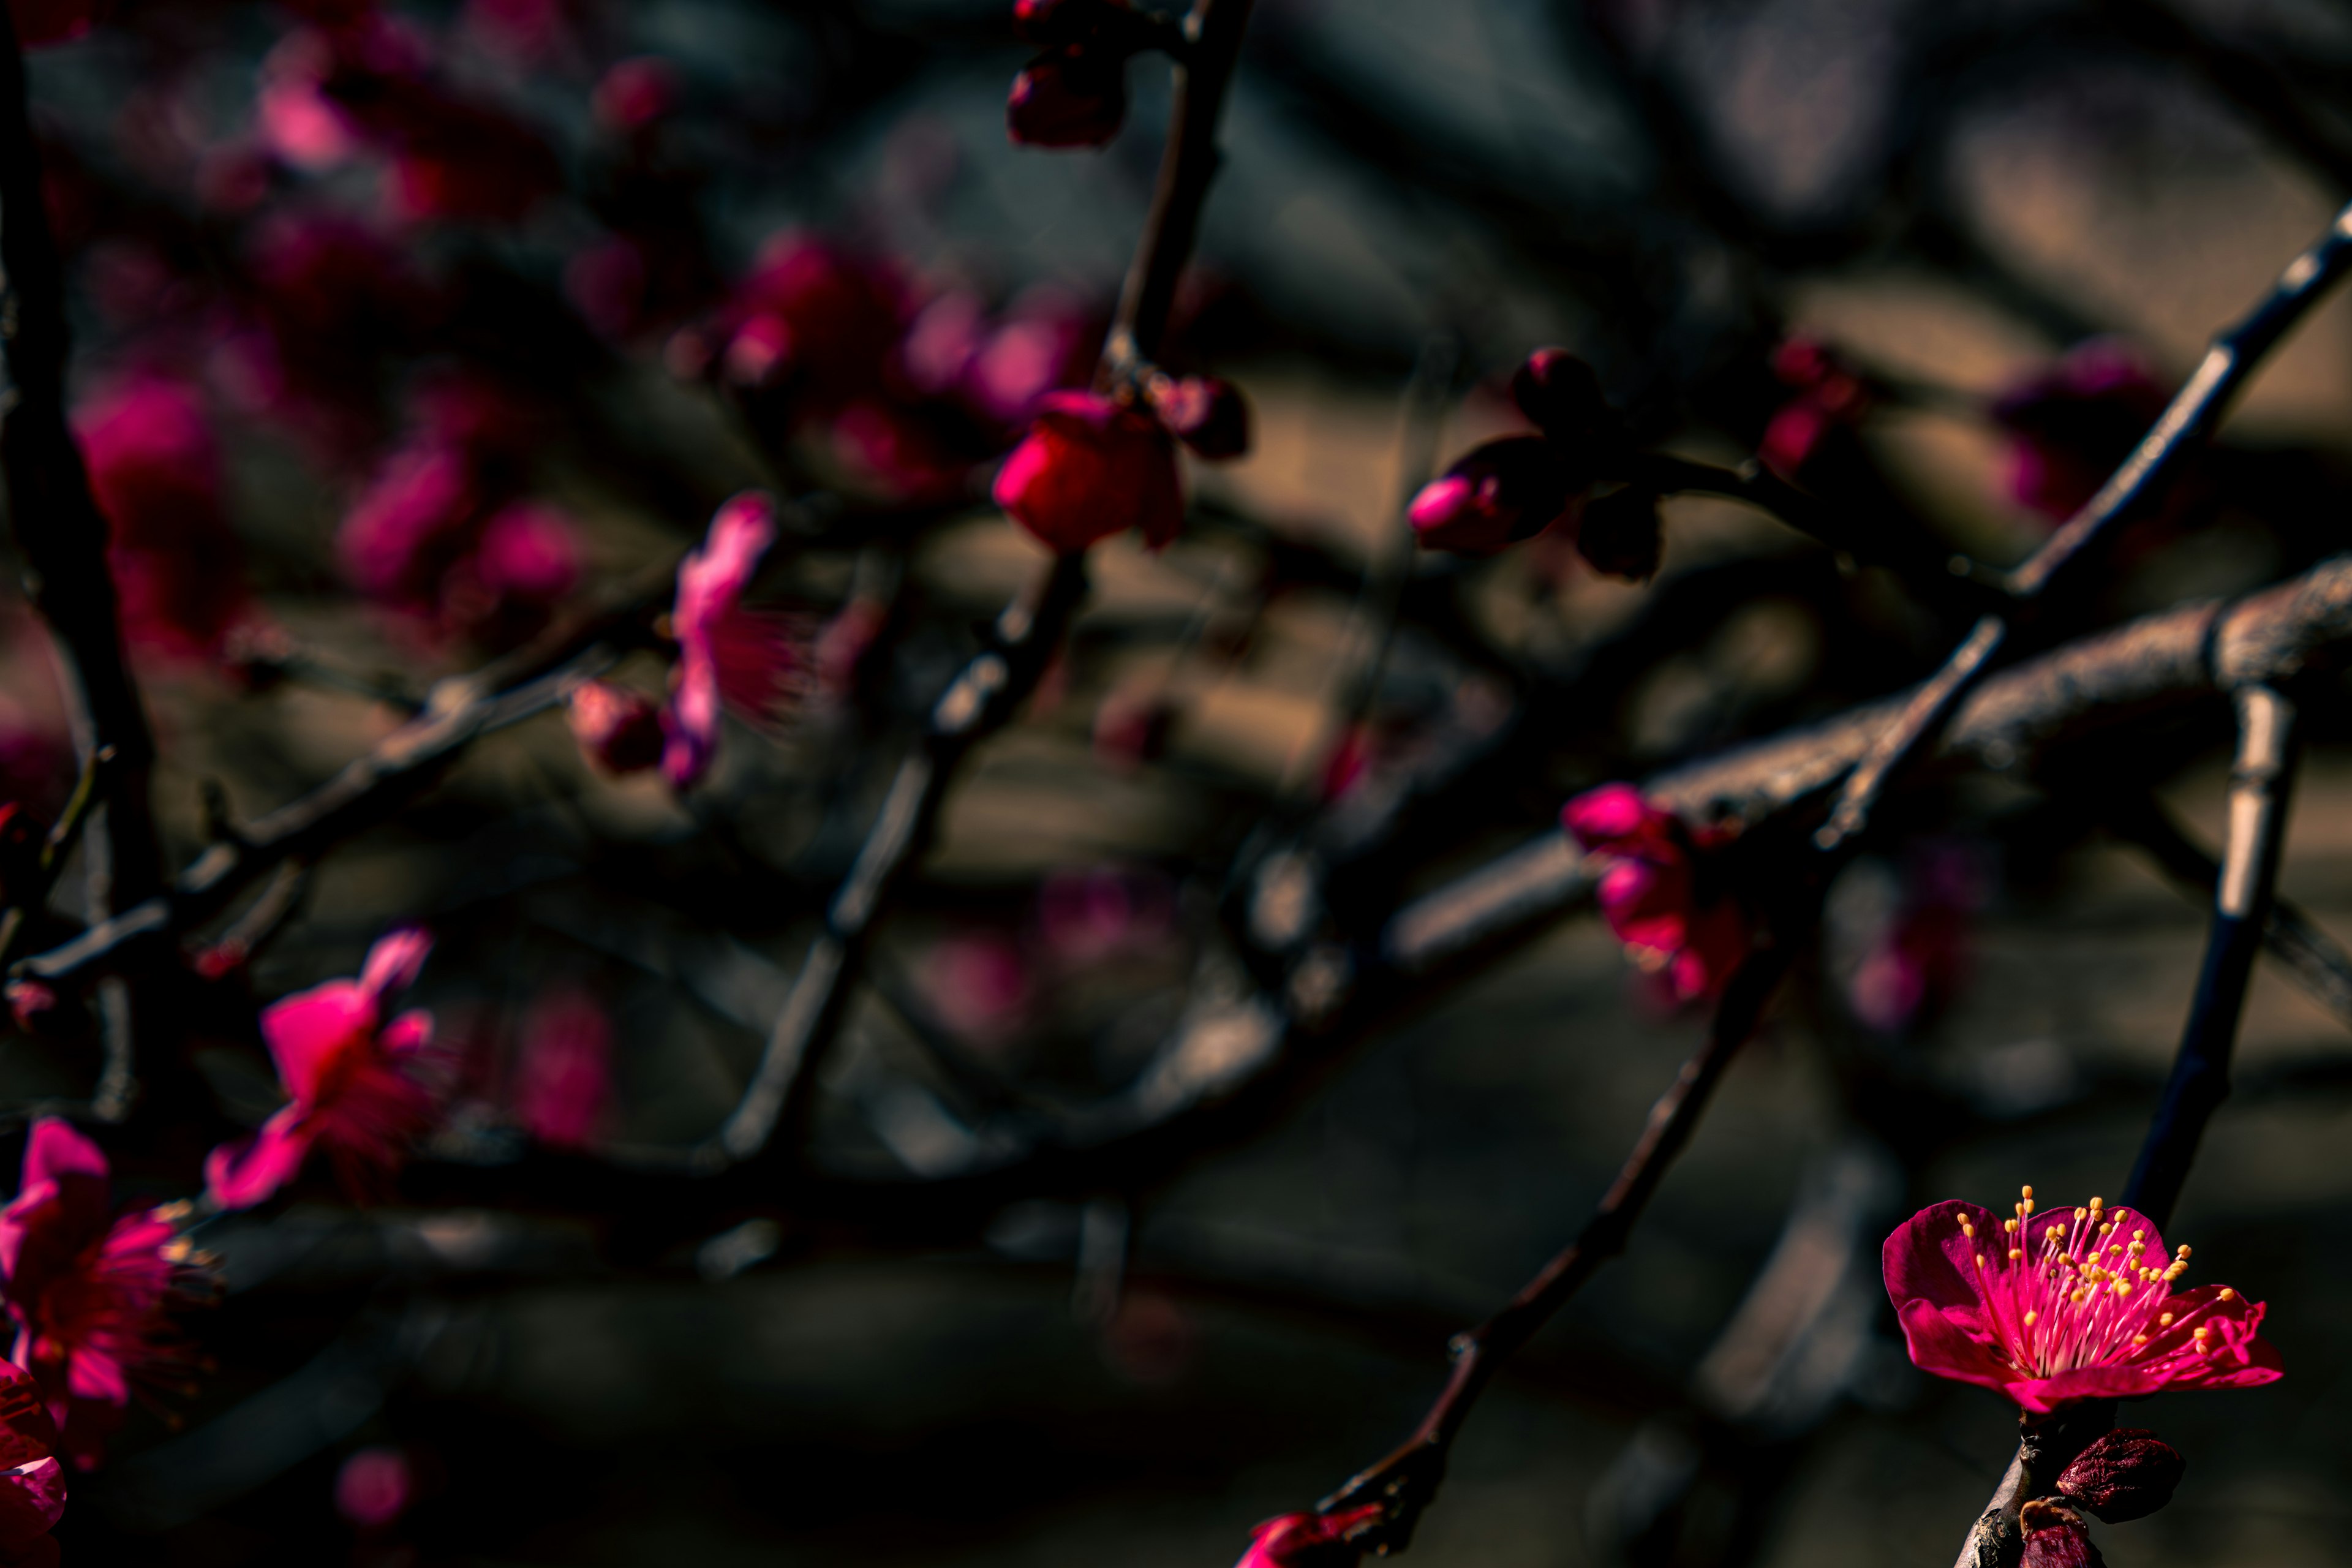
left=2122, top=685, right=2299, bottom=1229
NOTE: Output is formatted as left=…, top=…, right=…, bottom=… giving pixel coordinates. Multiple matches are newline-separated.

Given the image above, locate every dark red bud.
left=2054, top=1430, right=2184, bottom=1524
left=1575, top=486, right=1661, bottom=581
left=1408, top=435, right=1580, bottom=556
left=1014, top=0, right=1140, bottom=47
left=2018, top=1499, right=2104, bottom=1568
left=1150, top=375, right=1251, bottom=460
left=1511, top=348, right=1610, bottom=443
left=1007, top=51, right=1128, bottom=149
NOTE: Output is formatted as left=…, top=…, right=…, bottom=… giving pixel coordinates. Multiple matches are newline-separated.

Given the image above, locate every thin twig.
left=2121, top=685, right=2299, bottom=1229
left=1811, top=197, right=2352, bottom=853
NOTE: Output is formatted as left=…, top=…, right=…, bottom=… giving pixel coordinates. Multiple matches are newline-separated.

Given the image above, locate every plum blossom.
left=0, top=1361, right=63, bottom=1568
left=993, top=391, right=1183, bottom=553
left=335, top=1444, right=413, bottom=1529
left=1232, top=1504, right=1382, bottom=1568
left=510, top=989, right=613, bottom=1149
left=1882, top=1187, right=2282, bottom=1414
left=565, top=680, right=663, bottom=775
left=1991, top=339, right=2170, bottom=522
left=205, top=929, right=444, bottom=1210
left=1758, top=336, right=1872, bottom=483
left=0, top=1121, right=211, bottom=1467
left=1561, top=783, right=1746, bottom=1003
left=661, top=494, right=804, bottom=789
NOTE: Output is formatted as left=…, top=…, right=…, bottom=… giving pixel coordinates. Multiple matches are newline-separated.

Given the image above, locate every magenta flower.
left=1883, top=1188, right=2283, bottom=1414
left=335, top=1444, right=413, bottom=1529
left=0, top=1361, right=62, bottom=1568
left=1561, top=783, right=1746, bottom=1003
left=205, top=929, right=443, bottom=1210
left=510, top=989, right=613, bottom=1150
left=1233, top=1504, right=1382, bottom=1568
left=662, top=494, right=804, bottom=789
left=0, top=1121, right=211, bottom=1468
left=993, top=390, right=1184, bottom=553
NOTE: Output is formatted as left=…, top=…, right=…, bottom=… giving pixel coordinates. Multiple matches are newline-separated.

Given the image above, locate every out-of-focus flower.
left=7, top=0, right=94, bottom=47
left=1759, top=336, right=1872, bottom=483
left=922, top=930, right=1031, bottom=1042
left=1991, top=339, right=2171, bottom=522
left=2055, top=1428, right=2184, bottom=1523
left=565, top=680, right=663, bottom=775
left=1408, top=435, right=1580, bottom=556
left=0, top=1120, right=211, bottom=1468
left=1882, top=1188, right=2282, bottom=1414
left=334, top=1444, right=412, bottom=1529
left=205, top=928, right=443, bottom=1209
left=994, top=390, right=1183, bottom=552
left=510, top=989, right=612, bottom=1149
left=1561, top=783, right=1745, bottom=1003
left=1844, top=841, right=1982, bottom=1036
left=594, top=56, right=677, bottom=135
left=1233, top=1504, right=1382, bottom=1568
left=1147, top=373, right=1251, bottom=460
left=0, top=1361, right=63, bottom=1567
left=1007, top=51, right=1127, bottom=148
left=1036, top=864, right=1170, bottom=967
left=661, top=494, right=803, bottom=789
left=714, top=233, right=906, bottom=406
left=75, top=373, right=254, bottom=665
left=960, top=290, right=1092, bottom=426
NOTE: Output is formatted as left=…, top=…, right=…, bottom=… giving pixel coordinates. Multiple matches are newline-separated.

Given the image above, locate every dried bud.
left=2018, top=1499, right=2103, bottom=1568
left=1511, top=348, right=1610, bottom=443
left=1007, top=51, right=1128, bottom=149
left=567, top=680, right=665, bottom=775
left=1408, top=435, right=1580, bottom=556
left=1575, top=486, right=1662, bottom=581
left=2054, top=1429, right=2184, bottom=1524
left=1014, top=0, right=1141, bottom=47
left=1150, top=374, right=1251, bottom=460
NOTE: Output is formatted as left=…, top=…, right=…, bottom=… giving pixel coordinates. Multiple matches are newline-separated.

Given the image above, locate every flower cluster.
left=1408, top=349, right=1652, bottom=573
left=1006, top=0, right=1166, bottom=149
left=1561, top=783, right=1746, bottom=1003
left=565, top=492, right=804, bottom=790
left=1883, top=1187, right=2282, bottom=1413
left=0, top=1121, right=213, bottom=1468
left=206, top=928, right=446, bottom=1210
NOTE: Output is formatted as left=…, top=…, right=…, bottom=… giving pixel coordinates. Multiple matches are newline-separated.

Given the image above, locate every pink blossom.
left=0, top=1361, right=62, bottom=1568
left=1234, top=1504, right=1382, bottom=1568
left=1758, top=337, right=1871, bottom=484
left=923, top=931, right=1031, bottom=1042
left=0, top=1120, right=209, bottom=1468
left=334, top=1444, right=412, bottom=1529
left=469, top=501, right=581, bottom=605
left=75, top=373, right=253, bottom=665
left=1561, top=783, right=1746, bottom=1003
left=1882, top=1188, right=2282, bottom=1414
left=717, top=235, right=906, bottom=407
left=510, top=989, right=612, bottom=1149
left=993, top=391, right=1183, bottom=553
left=205, top=929, right=444, bottom=1210
left=662, top=494, right=802, bottom=788
left=1991, top=339, right=2170, bottom=522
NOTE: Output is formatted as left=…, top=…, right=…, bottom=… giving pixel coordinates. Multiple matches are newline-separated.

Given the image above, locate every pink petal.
left=1894, top=1297, right=2016, bottom=1396
left=1882, top=1199, right=2003, bottom=1315
left=659, top=653, right=720, bottom=788
left=16, top=1123, right=102, bottom=1191
left=358, top=927, right=432, bottom=1001
left=1561, top=783, right=1664, bottom=848
left=377, top=1009, right=436, bottom=1060
left=203, top=1108, right=314, bottom=1212
left=673, top=493, right=777, bottom=646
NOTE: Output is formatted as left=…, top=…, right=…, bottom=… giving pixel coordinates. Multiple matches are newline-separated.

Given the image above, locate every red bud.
left=1150, top=375, right=1251, bottom=460
left=2054, top=1429, right=2185, bottom=1524
left=1007, top=51, right=1128, bottom=149
left=1408, top=435, right=1580, bottom=555
left=1511, top=348, right=1609, bottom=443
left=2018, top=1499, right=2104, bottom=1568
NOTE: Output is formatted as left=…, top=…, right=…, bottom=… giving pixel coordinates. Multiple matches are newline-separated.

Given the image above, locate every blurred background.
left=6, top=0, right=2352, bottom=1561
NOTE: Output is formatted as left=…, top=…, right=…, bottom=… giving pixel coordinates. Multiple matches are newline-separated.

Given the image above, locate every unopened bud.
left=1150, top=374, right=1251, bottom=460
left=2054, top=1429, right=2184, bottom=1524
left=1511, top=348, right=1610, bottom=443
left=1408, top=435, right=1580, bottom=556
left=1575, top=486, right=1662, bottom=581
left=567, top=680, right=664, bottom=775
left=1007, top=52, right=1128, bottom=149
left=2018, top=1498, right=2103, bottom=1568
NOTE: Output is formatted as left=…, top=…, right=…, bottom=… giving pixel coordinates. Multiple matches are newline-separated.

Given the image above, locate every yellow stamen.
left=2158, top=1312, right=2175, bottom=1327
left=2220, top=1288, right=2236, bottom=1302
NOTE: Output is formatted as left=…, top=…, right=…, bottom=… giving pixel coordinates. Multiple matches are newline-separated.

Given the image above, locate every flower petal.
left=259, top=982, right=375, bottom=1104
left=203, top=1108, right=314, bottom=1212
left=357, top=928, right=432, bottom=1001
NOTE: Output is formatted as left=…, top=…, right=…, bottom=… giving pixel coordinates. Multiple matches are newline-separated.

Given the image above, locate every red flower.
left=205, top=928, right=443, bottom=1210
left=993, top=391, right=1183, bottom=553
left=1561, top=783, right=1746, bottom=1003
left=0, top=1121, right=211, bottom=1468
left=0, top=1361, right=64, bottom=1567
left=75, top=373, right=254, bottom=665
left=1234, top=1504, right=1382, bottom=1568
left=1882, top=1188, right=2283, bottom=1414
left=661, top=494, right=804, bottom=789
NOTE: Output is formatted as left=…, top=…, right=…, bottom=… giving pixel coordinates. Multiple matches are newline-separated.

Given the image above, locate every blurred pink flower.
left=1562, top=783, right=1746, bottom=1003
left=1885, top=1191, right=2282, bottom=1414
left=75, top=372, right=254, bottom=665
left=662, top=494, right=802, bottom=788
left=334, top=1445, right=412, bottom=1529
left=565, top=680, right=663, bottom=775
left=1846, top=843, right=1982, bottom=1035
left=510, top=989, right=612, bottom=1149
left=1991, top=339, right=2171, bottom=522
left=1036, top=865, right=1170, bottom=967
left=1234, top=1504, right=1382, bottom=1568
left=205, top=928, right=443, bottom=1209
left=1758, top=337, right=1871, bottom=484
left=717, top=234, right=907, bottom=407
left=924, top=931, right=1031, bottom=1041
left=0, top=1362, right=62, bottom=1568
left=593, top=56, right=677, bottom=135
left=0, top=1120, right=209, bottom=1468
left=994, top=391, right=1183, bottom=552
